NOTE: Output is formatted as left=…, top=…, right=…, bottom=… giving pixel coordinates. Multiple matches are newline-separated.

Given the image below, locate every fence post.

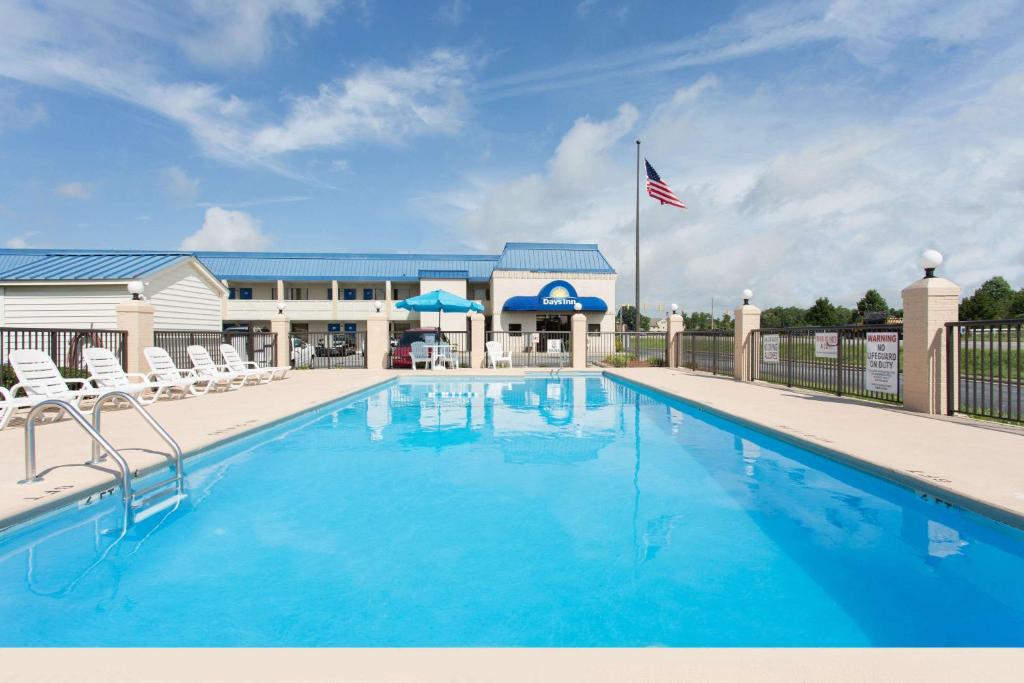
left=116, top=299, right=154, bottom=373
left=469, top=312, right=485, bottom=368
left=902, top=267, right=960, bottom=414
left=570, top=312, right=587, bottom=369
left=365, top=313, right=390, bottom=370
left=271, top=311, right=290, bottom=369
left=733, top=301, right=760, bottom=381
left=666, top=313, right=684, bottom=368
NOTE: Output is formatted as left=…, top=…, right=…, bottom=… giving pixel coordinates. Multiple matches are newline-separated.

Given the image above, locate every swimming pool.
left=1, top=374, right=1023, bottom=646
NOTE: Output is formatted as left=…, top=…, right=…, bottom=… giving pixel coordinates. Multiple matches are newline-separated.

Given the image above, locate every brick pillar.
left=902, top=276, right=960, bottom=414
left=469, top=312, right=485, bottom=368
left=666, top=313, right=684, bottom=367
left=270, top=313, right=290, bottom=368
left=733, top=303, right=760, bottom=381
left=571, top=312, right=587, bottom=369
left=116, top=299, right=154, bottom=373
left=365, top=314, right=390, bottom=370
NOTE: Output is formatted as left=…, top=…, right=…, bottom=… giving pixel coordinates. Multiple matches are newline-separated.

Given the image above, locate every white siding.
left=1, top=284, right=123, bottom=328
left=147, top=260, right=224, bottom=331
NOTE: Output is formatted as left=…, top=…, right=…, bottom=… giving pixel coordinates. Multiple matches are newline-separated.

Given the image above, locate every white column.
left=734, top=302, right=760, bottom=382
left=116, top=299, right=155, bottom=374
left=665, top=312, right=684, bottom=368
left=571, top=312, right=587, bottom=369
left=469, top=312, right=485, bottom=368
left=902, top=270, right=960, bottom=414
left=270, top=313, right=290, bottom=368
left=365, top=313, right=390, bottom=370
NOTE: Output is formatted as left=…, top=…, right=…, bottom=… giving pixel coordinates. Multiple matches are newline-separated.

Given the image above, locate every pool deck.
left=1, top=366, right=1023, bottom=533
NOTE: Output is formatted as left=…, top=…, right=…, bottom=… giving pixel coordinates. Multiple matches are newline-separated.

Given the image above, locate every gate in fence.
left=1, top=327, right=127, bottom=388
left=945, top=319, right=1023, bottom=423
left=290, top=331, right=367, bottom=369
left=679, top=330, right=734, bottom=376
left=153, top=330, right=278, bottom=370
left=749, top=324, right=903, bottom=404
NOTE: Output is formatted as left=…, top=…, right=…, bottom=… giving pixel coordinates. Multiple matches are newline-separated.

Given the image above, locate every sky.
left=0, top=0, right=1022, bottom=314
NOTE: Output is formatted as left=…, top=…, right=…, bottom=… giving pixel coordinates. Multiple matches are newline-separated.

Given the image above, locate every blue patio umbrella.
left=394, top=289, right=484, bottom=314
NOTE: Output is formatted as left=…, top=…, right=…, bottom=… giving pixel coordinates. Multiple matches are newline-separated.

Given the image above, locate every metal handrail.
left=21, top=400, right=133, bottom=514
left=90, top=391, right=183, bottom=485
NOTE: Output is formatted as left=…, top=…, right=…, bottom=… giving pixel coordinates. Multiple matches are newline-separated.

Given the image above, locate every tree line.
left=617, top=277, right=1024, bottom=332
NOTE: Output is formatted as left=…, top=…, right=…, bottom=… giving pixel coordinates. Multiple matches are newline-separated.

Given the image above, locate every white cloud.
left=54, top=181, right=91, bottom=199
left=5, top=232, right=35, bottom=248
left=432, top=52, right=1024, bottom=313
left=250, top=50, right=470, bottom=156
left=437, top=0, right=468, bottom=26
left=162, top=166, right=200, bottom=201
left=0, top=2, right=468, bottom=174
left=181, top=207, right=272, bottom=251
left=181, top=0, right=339, bottom=68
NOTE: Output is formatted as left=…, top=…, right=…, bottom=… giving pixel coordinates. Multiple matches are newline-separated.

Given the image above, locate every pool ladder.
left=20, top=391, right=185, bottom=529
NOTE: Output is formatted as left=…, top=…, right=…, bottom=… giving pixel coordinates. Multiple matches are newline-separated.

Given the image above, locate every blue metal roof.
left=0, top=243, right=615, bottom=282
left=495, top=243, right=615, bottom=273
left=196, top=252, right=498, bottom=282
left=418, top=269, right=469, bottom=279
left=0, top=250, right=190, bottom=280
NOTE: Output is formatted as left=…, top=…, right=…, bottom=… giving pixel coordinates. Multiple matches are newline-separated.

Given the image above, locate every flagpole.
left=634, top=139, right=641, bottom=358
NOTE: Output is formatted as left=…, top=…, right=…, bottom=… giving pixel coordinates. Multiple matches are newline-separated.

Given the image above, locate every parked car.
left=314, top=334, right=356, bottom=357
left=390, top=328, right=451, bottom=368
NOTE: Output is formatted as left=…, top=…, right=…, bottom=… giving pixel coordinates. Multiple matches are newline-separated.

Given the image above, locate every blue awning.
left=502, top=280, right=608, bottom=313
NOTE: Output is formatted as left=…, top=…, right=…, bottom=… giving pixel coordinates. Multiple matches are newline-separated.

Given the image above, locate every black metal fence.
left=1, top=327, right=127, bottom=388
left=679, top=330, right=734, bottom=376
left=153, top=330, right=277, bottom=370
left=387, top=329, right=471, bottom=368
left=585, top=332, right=666, bottom=367
left=946, top=319, right=1023, bottom=422
left=750, top=324, right=903, bottom=404
left=487, top=331, right=571, bottom=367
left=290, top=331, right=366, bottom=369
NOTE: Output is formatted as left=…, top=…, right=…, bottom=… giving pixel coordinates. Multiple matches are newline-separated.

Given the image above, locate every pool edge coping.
left=603, top=369, right=1024, bottom=533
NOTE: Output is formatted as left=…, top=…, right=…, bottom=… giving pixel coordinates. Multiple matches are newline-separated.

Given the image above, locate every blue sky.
left=0, top=0, right=1022, bottom=312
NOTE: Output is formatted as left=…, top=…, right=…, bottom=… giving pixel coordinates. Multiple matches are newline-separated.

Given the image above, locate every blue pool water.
left=1, top=374, right=1023, bottom=646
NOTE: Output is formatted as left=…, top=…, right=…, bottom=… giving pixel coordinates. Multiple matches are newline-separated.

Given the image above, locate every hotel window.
left=287, top=287, right=304, bottom=300
left=588, top=324, right=600, bottom=334
left=343, top=288, right=356, bottom=300
left=363, top=288, right=374, bottom=300
left=508, top=323, right=522, bottom=336
left=473, top=287, right=489, bottom=301
left=326, top=288, right=333, bottom=300
left=239, top=288, right=253, bottom=300
left=228, top=288, right=236, bottom=300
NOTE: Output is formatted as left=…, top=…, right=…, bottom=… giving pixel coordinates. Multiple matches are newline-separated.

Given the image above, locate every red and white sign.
left=814, top=332, right=839, bottom=359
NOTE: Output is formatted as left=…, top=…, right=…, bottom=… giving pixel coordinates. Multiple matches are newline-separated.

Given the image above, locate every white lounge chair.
left=144, top=347, right=211, bottom=396
left=0, top=385, right=48, bottom=430
left=83, top=347, right=165, bottom=404
left=410, top=341, right=432, bottom=370
left=219, top=344, right=285, bottom=382
left=187, top=345, right=246, bottom=391
left=7, top=349, right=107, bottom=407
left=485, top=340, right=512, bottom=369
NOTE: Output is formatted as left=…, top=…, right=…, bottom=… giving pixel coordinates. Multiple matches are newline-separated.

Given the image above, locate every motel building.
left=0, top=243, right=616, bottom=341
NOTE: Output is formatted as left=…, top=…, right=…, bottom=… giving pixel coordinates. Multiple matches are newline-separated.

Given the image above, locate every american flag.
left=645, top=160, right=686, bottom=209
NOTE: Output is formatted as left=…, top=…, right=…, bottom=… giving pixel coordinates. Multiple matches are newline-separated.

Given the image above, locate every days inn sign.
left=502, top=280, right=608, bottom=312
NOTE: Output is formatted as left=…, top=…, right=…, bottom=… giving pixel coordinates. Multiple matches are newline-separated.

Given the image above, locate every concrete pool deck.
left=1, top=366, right=1023, bottom=532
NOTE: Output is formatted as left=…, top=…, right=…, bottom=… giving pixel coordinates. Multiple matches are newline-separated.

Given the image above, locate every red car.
left=390, top=328, right=451, bottom=368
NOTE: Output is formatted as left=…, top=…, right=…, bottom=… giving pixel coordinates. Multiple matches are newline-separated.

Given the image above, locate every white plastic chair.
left=0, top=385, right=49, bottom=429
left=410, top=341, right=432, bottom=370
left=435, top=342, right=459, bottom=369
left=485, top=340, right=512, bottom=369
left=144, top=347, right=211, bottom=396
left=219, top=344, right=275, bottom=384
left=221, top=343, right=289, bottom=380
left=83, top=347, right=163, bottom=404
left=7, top=349, right=108, bottom=407
left=186, top=345, right=246, bottom=391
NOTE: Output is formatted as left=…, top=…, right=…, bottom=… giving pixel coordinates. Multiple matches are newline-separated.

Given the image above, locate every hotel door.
left=535, top=314, right=571, bottom=354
